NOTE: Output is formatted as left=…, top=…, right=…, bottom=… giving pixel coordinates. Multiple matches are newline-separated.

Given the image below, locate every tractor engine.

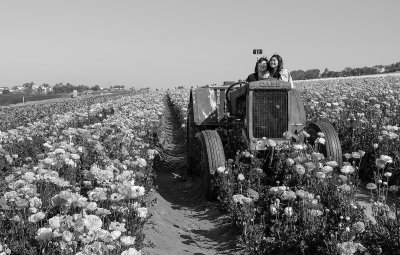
left=227, top=80, right=306, bottom=149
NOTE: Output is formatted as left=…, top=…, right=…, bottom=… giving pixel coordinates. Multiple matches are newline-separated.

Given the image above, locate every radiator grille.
left=253, top=90, right=288, bottom=138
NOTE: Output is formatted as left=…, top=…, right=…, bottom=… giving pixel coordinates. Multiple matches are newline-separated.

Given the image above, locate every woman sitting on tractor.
left=268, top=54, right=294, bottom=88
left=246, top=57, right=270, bottom=82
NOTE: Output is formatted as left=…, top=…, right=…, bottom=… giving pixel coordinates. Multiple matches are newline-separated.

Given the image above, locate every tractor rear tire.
left=306, top=122, right=343, bottom=166
left=196, top=130, right=226, bottom=200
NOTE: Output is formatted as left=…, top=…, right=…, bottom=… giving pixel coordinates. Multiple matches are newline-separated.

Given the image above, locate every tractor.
left=186, top=79, right=342, bottom=199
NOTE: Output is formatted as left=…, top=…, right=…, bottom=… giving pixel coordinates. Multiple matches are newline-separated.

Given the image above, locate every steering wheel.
left=225, top=81, right=247, bottom=105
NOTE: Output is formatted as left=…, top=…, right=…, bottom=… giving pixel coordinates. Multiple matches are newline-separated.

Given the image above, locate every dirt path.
left=142, top=168, right=242, bottom=255
left=142, top=95, right=243, bottom=255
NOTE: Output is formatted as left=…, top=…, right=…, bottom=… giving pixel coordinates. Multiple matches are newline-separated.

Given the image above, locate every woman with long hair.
left=268, top=54, right=294, bottom=88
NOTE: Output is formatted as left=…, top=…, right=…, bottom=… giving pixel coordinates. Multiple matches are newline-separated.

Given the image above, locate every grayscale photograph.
left=0, top=0, right=399, bottom=254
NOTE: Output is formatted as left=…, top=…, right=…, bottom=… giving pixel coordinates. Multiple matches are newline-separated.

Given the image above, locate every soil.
left=142, top=165, right=243, bottom=255
left=142, top=95, right=243, bottom=255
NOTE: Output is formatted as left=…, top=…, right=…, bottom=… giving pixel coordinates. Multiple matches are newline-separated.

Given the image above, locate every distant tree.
left=39, top=83, right=51, bottom=94
left=385, top=62, right=400, bottom=73
left=361, top=66, right=376, bottom=75
left=373, top=65, right=385, bottom=74
left=304, top=69, right=320, bottom=79
left=38, top=86, right=45, bottom=94
left=53, top=83, right=65, bottom=94
left=2, top=89, right=11, bottom=94
left=330, top=71, right=341, bottom=78
left=23, top=82, right=34, bottom=94
left=77, top=84, right=90, bottom=92
left=290, top=70, right=306, bottom=80
left=91, top=85, right=101, bottom=91
left=342, top=67, right=353, bottom=77
left=321, top=68, right=329, bottom=78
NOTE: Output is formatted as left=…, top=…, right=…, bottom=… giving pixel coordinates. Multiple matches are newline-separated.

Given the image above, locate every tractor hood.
left=248, top=80, right=292, bottom=90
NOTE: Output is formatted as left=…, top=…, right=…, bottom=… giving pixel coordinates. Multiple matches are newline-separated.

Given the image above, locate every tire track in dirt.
left=143, top=94, right=243, bottom=255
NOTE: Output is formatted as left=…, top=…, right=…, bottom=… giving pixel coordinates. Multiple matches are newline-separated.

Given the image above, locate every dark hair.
left=269, top=54, right=283, bottom=79
left=254, top=57, right=269, bottom=73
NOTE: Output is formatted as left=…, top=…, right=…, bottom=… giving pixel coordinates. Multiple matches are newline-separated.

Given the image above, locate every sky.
left=0, top=0, right=399, bottom=89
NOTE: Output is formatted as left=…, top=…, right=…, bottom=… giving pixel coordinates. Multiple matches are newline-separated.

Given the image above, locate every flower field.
left=1, top=73, right=400, bottom=255
left=169, top=74, right=400, bottom=254
left=0, top=91, right=163, bottom=254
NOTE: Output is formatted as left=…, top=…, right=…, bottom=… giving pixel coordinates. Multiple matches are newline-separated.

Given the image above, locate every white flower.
left=54, top=148, right=65, bottom=154
left=62, top=231, right=74, bottom=243
left=267, top=139, right=277, bottom=147
left=384, top=172, right=392, bottom=178
left=28, top=212, right=46, bottom=223
left=309, top=209, right=323, bottom=217
left=70, top=153, right=80, bottom=160
left=137, top=207, right=148, bottom=218
left=49, top=216, right=61, bottom=229
left=284, top=207, right=293, bottom=217
left=120, top=235, right=136, bottom=246
left=325, top=161, right=338, bottom=167
left=358, top=150, right=366, bottom=157
left=84, top=214, right=102, bottom=231
left=315, top=172, right=326, bottom=179
left=286, top=158, right=295, bottom=166
left=35, top=227, right=53, bottom=241
left=380, top=155, right=393, bottom=164
left=254, top=168, right=263, bottom=174
left=270, top=204, right=277, bottom=215
left=121, top=247, right=141, bottom=255
left=232, top=194, right=251, bottom=204
left=130, top=186, right=145, bottom=198
left=293, top=144, right=304, bottom=150
left=29, top=197, right=42, bottom=208
left=237, top=173, right=245, bottom=181
left=322, top=165, right=333, bottom=173
left=111, top=230, right=122, bottom=240
left=137, top=158, right=147, bottom=167
left=86, top=202, right=98, bottom=211
left=269, top=187, right=279, bottom=194
left=217, top=166, right=226, bottom=174
left=23, top=172, right=36, bottom=183
left=341, top=165, right=355, bottom=174
left=294, top=164, right=305, bottom=175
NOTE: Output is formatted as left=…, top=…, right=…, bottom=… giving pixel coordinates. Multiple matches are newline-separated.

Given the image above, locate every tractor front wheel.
left=306, top=122, right=343, bottom=166
left=196, top=130, right=226, bottom=200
